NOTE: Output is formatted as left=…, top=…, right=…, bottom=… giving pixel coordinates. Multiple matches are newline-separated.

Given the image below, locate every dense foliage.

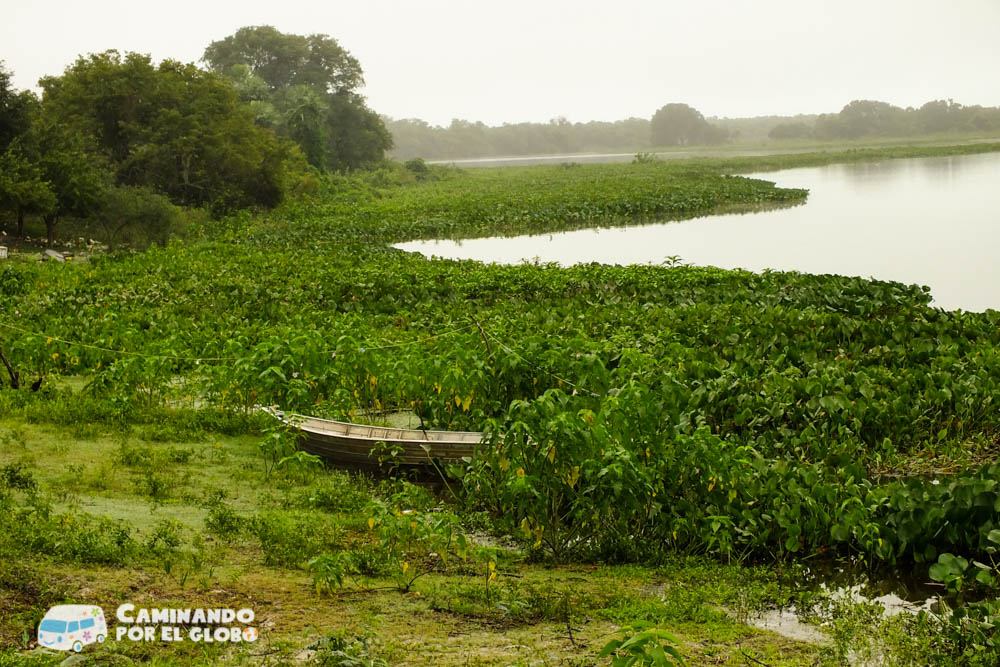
left=203, top=25, right=392, bottom=172
left=39, top=51, right=311, bottom=214
left=3, top=146, right=1000, bottom=662
left=3, top=155, right=1000, bottom=583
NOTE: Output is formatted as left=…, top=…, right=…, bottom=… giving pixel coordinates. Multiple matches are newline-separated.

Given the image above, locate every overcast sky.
left=4, top=0, right=999, bottom=126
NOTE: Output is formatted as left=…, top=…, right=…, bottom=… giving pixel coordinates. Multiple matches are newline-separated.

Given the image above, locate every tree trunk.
left=44, top=213, right=58, bottom=247
left=16, top=207, right=24, bottom=237
left=0, top=345, right=19, bottom=389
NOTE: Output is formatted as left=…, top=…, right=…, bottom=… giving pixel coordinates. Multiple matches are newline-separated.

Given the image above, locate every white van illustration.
left=37, top=605, right=107, bottom=652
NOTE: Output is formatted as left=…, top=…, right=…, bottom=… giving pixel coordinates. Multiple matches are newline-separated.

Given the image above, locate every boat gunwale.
left=277, top=410, right=483, bottom=446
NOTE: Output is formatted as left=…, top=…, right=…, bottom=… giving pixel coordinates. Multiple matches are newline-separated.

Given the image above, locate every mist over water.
left=397, top=152, right=1000, bottom=312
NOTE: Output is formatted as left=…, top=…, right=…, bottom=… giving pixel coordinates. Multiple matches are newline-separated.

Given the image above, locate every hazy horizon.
left=4, top=0, right=1000, bottom=127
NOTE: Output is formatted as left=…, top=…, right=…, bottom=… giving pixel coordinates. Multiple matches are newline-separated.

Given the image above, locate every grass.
left=0, top=416, right=829, bottom=666
left=2, top=413, right=977, bottom=665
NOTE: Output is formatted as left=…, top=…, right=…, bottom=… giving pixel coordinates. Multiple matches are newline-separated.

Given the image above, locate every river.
left=397, top=151, right=1000, bottom=312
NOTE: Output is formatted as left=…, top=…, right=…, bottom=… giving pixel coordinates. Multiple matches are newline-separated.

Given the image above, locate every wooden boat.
left=267, top=408, right=482, bottom=472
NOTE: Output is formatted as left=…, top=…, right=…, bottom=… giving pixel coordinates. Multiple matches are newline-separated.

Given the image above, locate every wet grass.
left=0, top=416, right=828, bottom=666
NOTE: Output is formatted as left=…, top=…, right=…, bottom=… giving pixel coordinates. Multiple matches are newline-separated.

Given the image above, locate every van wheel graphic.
left=72, top=641, right=83, bottom=652
left=97, top=634, right=106, bottom=643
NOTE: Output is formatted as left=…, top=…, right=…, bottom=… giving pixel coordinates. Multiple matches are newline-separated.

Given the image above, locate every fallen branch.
left=0, top=344, right=19, bottom=389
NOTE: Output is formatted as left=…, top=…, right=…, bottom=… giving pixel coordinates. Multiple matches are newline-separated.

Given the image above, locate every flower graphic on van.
left=38, top=605, right=107, bottom=652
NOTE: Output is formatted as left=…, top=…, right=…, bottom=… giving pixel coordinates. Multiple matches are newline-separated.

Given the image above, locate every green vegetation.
left=203, top=26, right=393, bottom=172
left=2, top=84, right=1000, bottom=662
left=0, top=25, right=395, bottom=252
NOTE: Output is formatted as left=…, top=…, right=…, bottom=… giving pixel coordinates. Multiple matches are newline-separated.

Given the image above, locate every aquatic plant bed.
left=3, top=144, right=1000, bottom=664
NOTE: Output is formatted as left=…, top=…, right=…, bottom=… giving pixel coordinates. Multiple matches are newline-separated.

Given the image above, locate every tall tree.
left=0, top=63, right=54, bottom=236
left=836, top=100, right=909, bottom=138
left=0, top=62, right=37, bottom=152
left=203, top=26, right=391, bottom=171
left=203, top=26, right=364, bottom=94
left=0, top=148, right=56, bottom=237
left=18, top=118, right=108, bottom=246
left=651, top=103, right=727, bottom=146
left=40, top=51, right=309, bottom=214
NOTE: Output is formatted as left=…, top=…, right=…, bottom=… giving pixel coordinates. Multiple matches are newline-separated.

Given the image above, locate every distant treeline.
left=776, top=100, right=1000, bottom=141
left=386, top=117, right=650, bottom=161
left=388, top=99, right=1000, bottom=161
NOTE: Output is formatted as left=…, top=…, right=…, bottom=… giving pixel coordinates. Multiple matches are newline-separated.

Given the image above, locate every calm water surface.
left=397, top=152, right=1000, bottom=311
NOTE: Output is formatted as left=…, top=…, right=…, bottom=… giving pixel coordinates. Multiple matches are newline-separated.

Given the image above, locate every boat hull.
left=270, top=410, right=482, bottom=472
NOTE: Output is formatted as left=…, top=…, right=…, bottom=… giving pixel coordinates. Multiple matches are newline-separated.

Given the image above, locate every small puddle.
left=743, top=570, right=939, bottom=646
left=748, top=607, right=828, bottom=644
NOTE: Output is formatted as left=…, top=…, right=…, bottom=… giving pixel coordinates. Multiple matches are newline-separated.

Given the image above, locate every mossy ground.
left=0, top=417, right=822, bottom=666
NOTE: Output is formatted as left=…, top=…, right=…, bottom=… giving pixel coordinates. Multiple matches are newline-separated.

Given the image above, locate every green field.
left=3, top=144, right=1000, bottom=665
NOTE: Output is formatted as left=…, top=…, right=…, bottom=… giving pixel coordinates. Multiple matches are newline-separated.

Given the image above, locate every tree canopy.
left=203, top=26, right=391, bottom=172
left=0, top=61, right=36, bottom=152
left=650, top=103, right=728, bottom=146
left=39, top=51, right=309, bottom=213
left=202, top=25, right=364, bottom=94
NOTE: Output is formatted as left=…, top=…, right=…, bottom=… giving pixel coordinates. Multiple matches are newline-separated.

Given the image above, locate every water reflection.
left=396, top=152, right=1000, bottom=312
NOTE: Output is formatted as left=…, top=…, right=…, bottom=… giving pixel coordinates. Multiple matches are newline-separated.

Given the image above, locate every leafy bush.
left=0, top=463, right=36, bottom=491
left=599, top=621, right=685, bottom=666
left=248, top=511, right=345, bottom=567
left=0, top=489, right=137, bottom=565
left=299, top=473, right=372, bottom=514
left=204, top=494, right=244, bottom=541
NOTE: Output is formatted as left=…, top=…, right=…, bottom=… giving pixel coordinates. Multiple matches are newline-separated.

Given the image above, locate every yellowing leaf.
left=499, top=458, right=510, bottom=471
left=402, top=561, right=409, bottom=573
left=488, top=571, right=497, bottom=583
left=547, top=446, right=555, bottom=463
left=367, top=518, right=375, bottom=530
left=516, top=468, right=525, bottom=477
